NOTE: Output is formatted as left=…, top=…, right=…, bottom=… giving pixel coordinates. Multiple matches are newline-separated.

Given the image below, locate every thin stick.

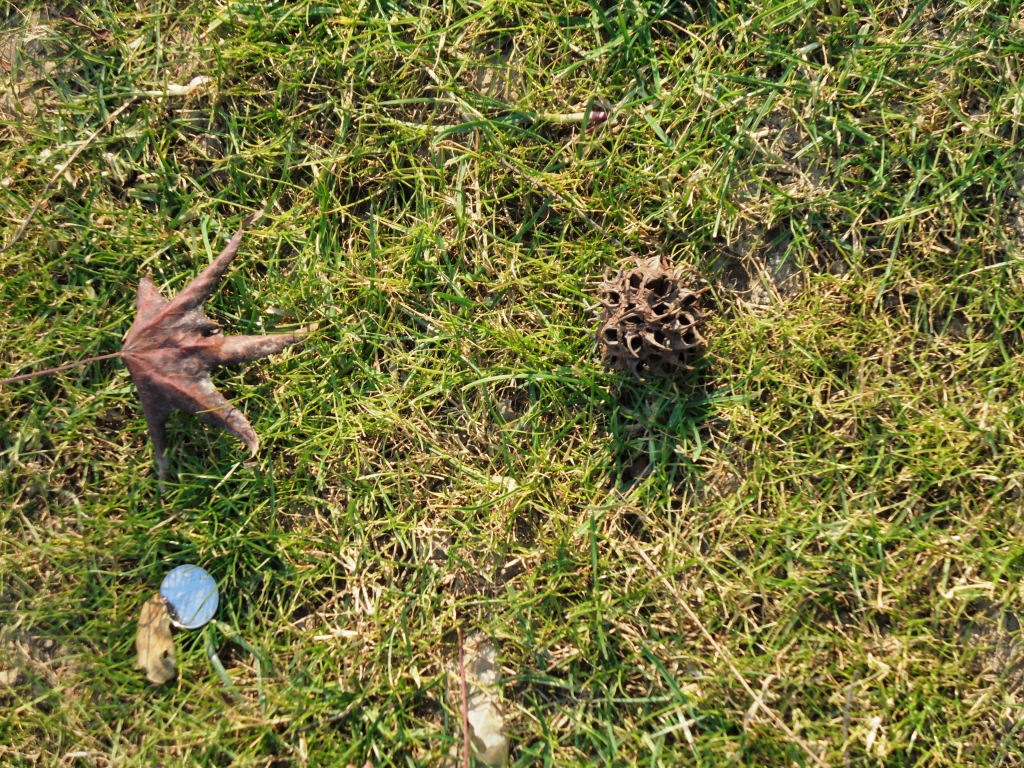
left=458, top=628, right=471, bottom=768
left=0, top=97, right=137, bottom=255
left=0, top=352, right=122, bottom=386
left=497, top=157, right=640, bottom=260
left=634, top=548, right=829, bottom=768
left=680, top=601, right=827, bottom=766
left=421, top=67, right=639, bottom=261
left=842, top=674, right=857, bottom=768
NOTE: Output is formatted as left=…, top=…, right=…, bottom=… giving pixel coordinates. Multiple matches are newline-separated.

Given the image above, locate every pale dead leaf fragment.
left=446, top=632, right=509, bottom=766
left=142, top=75, right=214, bottom=98
left=135, top=594, right=176, bottom=684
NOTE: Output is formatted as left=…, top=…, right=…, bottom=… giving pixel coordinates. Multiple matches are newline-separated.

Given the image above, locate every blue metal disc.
left=160, top=564, right=219, bottom=629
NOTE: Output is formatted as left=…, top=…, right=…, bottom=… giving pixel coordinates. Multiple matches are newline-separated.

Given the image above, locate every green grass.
left=2, top=0, right=1024, bottom=765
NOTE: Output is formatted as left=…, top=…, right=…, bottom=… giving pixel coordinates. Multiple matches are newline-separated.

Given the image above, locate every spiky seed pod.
left=597, top=257, right=705, bottom=378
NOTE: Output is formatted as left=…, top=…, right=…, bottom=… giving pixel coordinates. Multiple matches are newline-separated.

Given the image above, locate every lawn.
left=2, top=0, right=1024, bottom=765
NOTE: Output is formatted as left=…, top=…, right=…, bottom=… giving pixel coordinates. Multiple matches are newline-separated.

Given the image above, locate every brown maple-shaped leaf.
left=122, top=206, right=301, bottom=480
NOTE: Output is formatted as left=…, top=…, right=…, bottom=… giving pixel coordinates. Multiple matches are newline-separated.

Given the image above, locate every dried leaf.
left=121, top=206, right=302, bottom=480
left=135, top=594, right=175, bottom=684
left=447, top=632, right=509, bottom=766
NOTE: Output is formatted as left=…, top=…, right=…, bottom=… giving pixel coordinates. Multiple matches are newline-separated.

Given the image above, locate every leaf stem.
left=0, top=97, right=137, bottom=255
left=458, top=628, right=470, bottom=768
left=0, top=352, right=123, bottom=386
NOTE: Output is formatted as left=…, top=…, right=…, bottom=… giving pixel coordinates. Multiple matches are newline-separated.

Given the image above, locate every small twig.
left=0, top=96, right=137, bottom=255
left=497, top=157, right=640, bottom=260
left=842, top=674, right=857, bottom=768
left=0, top=351, right=123, bottom=387
left=458, top=628, right=471, bottom=768
left=421, top=67, right=639, bottom=261
left=743, top=673, right=777, bottom=730
left=634, top=548, right=829, bottom=768
left=680, top=602, right=827, bottom=766
left=531, top=110, right=593, bottom=124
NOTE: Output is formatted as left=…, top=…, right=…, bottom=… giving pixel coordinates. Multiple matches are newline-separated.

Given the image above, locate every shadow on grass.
left=605, top=355, right=714, bottom=501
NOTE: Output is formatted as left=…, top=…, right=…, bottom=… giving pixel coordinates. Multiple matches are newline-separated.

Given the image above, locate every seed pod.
left=597, top=258, right=705, bottom=378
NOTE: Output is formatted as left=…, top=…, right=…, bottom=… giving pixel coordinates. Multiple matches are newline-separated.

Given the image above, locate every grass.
left=2, top=0, right=1024, bottom=764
